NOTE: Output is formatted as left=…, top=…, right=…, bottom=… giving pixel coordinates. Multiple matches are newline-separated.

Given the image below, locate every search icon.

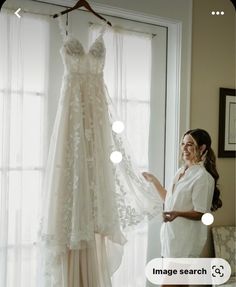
left=215, top=268, right=221, bottom=275
left=212, top=265, right=224, bottom=277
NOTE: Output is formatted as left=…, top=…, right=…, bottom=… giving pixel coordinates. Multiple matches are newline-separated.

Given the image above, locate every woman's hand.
left=163, top=211, right=179, bottom=222
left=142, top=172, right=155, bottom=182
left=163, top=210, right=203, bottom=222
left=142, top=172, right=167, bottom=200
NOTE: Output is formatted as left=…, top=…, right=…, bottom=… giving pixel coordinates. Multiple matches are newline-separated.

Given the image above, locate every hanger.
left=52, top=0, right=112, bottom=26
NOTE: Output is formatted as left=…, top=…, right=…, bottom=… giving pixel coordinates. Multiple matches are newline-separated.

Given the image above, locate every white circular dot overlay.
left=221, top=11, right=224, bottom=15
left=216, top=11, right=220, bottom=15
left=201, top=213, right=214, bottom=225
left=110, top=151, right=122, bottom=163
left=211, top=11, right=215, bottom=15
left=112, top=121, right=124, bottom=134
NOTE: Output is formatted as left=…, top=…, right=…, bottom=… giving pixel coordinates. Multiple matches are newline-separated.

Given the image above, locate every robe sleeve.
left=192, top=172, right=214, bottom=213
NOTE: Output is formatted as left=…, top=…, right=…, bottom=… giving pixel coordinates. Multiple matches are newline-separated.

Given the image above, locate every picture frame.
left=218, top=88, right=236, bottom=158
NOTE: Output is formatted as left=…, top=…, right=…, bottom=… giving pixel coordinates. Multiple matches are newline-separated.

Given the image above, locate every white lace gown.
left=38, top=21, right=162, bottom=287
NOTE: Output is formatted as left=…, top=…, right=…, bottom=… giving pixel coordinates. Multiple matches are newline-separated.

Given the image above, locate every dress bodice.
left=60, top=35, right=105, bottom=75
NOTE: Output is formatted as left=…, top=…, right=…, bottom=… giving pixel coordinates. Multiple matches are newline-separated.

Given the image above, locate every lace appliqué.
left=90, top=38, right=105, bottom=58
left=63, top=38, right=84, bottom=56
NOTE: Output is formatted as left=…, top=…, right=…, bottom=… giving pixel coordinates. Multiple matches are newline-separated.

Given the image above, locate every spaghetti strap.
left=100, top=19, right=112, bottom=35
left=89, top=19, right=111, bottom=38
left=58, top=15, right=69, bottom=41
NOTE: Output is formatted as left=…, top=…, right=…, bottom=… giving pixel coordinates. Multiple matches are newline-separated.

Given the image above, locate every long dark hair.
left=184, top=129, right=222, bottom=211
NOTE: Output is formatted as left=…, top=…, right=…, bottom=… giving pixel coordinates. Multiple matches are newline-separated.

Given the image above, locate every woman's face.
left=181, top=134, right=197, bottom=165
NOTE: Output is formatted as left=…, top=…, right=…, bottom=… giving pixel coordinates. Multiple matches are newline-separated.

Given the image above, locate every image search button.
left=145, top=258, right=231, bottom=285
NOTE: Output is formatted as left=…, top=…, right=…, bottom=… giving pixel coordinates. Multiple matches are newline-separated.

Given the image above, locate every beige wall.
left=191, top=0, right=235, bottom=255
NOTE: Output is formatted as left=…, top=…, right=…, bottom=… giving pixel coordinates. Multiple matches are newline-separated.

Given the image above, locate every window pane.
left=126, top=102, right=150, bottom=167
left=123, top=35, right=151, bottom=101
left=8, top=170, right=42, bottom=245
left=21, top=171, right=42, bottom=243
left=0, top=14, right=48, bottom=92
left=7, top=247, right=37, bottom=287
left=9, top=93, right=22, bottom=167
left=99, top=30, right=151, bottom=168
left=9, top=93, right=43, bottom=167
left=21, top=16, right=48, bottom=92
left=22, top=94, right=43, bottom=167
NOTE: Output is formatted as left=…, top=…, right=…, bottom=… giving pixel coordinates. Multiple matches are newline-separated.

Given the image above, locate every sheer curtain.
left=0, top=11, right=49, bottom=287
left=90, top=25, right=152, bottom=287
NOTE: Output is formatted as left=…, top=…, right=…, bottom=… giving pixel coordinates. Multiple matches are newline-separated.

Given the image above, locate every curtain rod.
left=89, top=22, right=156, bottom=38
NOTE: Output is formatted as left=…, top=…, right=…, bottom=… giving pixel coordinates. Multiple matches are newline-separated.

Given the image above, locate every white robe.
left=160, top=164, right=214, bottom=257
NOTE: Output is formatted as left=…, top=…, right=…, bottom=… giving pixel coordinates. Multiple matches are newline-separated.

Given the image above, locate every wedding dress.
left=38, top=19, right=162, bottom=287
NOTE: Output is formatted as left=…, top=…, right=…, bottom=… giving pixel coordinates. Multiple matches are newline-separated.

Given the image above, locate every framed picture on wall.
left=218, top=88, right=236, bottom=158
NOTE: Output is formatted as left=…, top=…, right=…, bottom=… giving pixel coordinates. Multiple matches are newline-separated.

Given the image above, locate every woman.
left=143, top=129, right=222, bottom=260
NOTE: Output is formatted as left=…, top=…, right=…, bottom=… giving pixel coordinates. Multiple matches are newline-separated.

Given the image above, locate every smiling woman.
left=181, top=134, right=201, bottom=164
left=143, top=128, right=222, bottom=287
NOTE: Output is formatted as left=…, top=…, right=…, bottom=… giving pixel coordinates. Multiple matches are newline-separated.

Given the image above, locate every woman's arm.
left=142, top=172, right=167, bottom=201
left=163, top=210, right=203, bottom=222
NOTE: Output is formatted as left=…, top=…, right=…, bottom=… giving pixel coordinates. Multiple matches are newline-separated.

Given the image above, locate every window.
left=0, top=12, right=49, bottom=287
left=90, top=25, right=152, bottom=170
